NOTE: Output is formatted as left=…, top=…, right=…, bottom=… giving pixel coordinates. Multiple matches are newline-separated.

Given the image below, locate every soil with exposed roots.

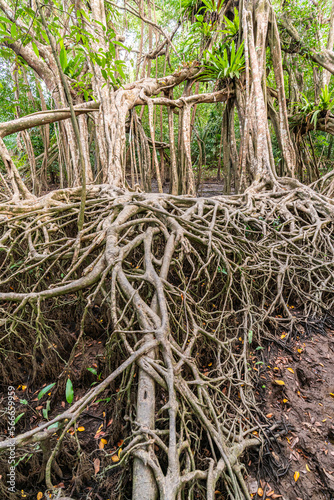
left=0, top=181, right=333, bottom=500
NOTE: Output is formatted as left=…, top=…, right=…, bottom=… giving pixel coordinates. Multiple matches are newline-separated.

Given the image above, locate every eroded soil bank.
left=247, top=314, right=334, bottom=500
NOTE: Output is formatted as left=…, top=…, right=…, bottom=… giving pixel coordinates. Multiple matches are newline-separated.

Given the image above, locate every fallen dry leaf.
left=95, top=430, right=106, bottom=439
left=111, top=454, right=120, bottom=462
left=99, top=439, right=107, bottom=450
left=273, top=380, right=285, bottom=386
left=294, top=471, right=300, bottom=482
left=257, top=487, right=264, bottom=497
left=287, top=368, right=294, bottom=374
left=94, top=458, right=100, bottom=475
left=77, top=426, right=85, bottom=432
left=37, top=493, right=43, bottom=500
left=95, top=423, right=103, bottom=434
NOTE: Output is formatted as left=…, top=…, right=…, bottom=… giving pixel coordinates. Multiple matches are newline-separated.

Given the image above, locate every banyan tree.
left=0, top=0, right=334, bottom=498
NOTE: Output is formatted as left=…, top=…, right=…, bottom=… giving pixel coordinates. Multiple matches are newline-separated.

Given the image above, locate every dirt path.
left=150, top=178, right=226, bottom=197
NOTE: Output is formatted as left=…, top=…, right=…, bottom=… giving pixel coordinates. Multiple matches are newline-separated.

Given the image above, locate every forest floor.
left=151, top=174, right=226, bottom=197
left=248, top=314, right=334, bottom=500
left=2, top=310, right=333, bottom=500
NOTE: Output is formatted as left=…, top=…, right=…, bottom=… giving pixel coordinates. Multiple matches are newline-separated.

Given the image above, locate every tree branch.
left=0, top=101, right=100, bottom=138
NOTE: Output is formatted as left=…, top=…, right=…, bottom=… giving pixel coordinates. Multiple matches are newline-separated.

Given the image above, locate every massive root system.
left=0, top=182, right=334, bottom=500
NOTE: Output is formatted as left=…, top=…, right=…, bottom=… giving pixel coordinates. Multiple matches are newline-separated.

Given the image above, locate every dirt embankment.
left=249, top=318, right=334, bottom=500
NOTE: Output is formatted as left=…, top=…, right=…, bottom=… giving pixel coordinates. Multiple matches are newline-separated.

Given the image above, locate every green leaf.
left=87, top=367, right=97, bottom=376
left=20, top=399, right=28, bottom=405
left=10, top=260, right=23, bottom=269
left=248, top=330, right=253, bottom=344
left=66, top=378, right=74, bottom=404
left=47, top=422, right=59, bottom=430
left=59, top=44, right=68, bottom=72
left=10, top=23, right=17, bottom=39
left=37, top=383, right=56, bottom=400
left=32, top=41, right=39, bottom=58
left=78, top=8, right=90, bottom=21
left=96, top=397, right=111, bottom=403
left=14, top=412, right=25, bottom=424
left=40, top=30, right=49, bottom=44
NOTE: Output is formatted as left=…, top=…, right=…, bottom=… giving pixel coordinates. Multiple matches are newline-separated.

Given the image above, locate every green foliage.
left=200, top=0, right=224, bottom=14
left=181, top=0, right=223, bottom=17
left=179, top=13, right=214, bottom=59
left=199, top=41, right=245, bottom=82
left=63, top=53, right=86, bottom=79
left=191, top=103, right=224, bottom=168
left=37, top=383, right=56, bottom=400
left=311, top=86, right=334, bottom=127
left=181, top=0, right=204, bottom=17
left=59, top=41, right=68, bottom=72
left=42, top=400, right=51, bottom=420
left=66, top=378, right=74, bottom=404
left=192, top=14, right=214, bottom=37
left=297, top=86, right=334, bottom=128
left=180, top=0, right=226, bottom=57
left=14, top=412, right=25, bottom=424
left=298, top=93, right=314, bottom=115
left=222, top=8, right=240, bottom=38
left=318, top=85, right=334, bottom=111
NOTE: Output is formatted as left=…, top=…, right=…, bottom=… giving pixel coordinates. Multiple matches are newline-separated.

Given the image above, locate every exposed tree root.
left=0, top=183, right=334, bottom=499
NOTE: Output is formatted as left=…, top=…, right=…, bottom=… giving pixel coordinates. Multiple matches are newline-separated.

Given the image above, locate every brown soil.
left=248, top=316, right=334, bottom=500
left=151, top=177, right=227, bottom=197
left=2, top=313, right=333, bottom=500
left=0, top=330, right=128, bottom=500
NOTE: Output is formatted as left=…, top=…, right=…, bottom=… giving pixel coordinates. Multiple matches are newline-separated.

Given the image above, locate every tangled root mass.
left=0, top=183, right=334, bottom=499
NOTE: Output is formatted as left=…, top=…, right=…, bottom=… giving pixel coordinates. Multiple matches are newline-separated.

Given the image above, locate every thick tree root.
left=0, top=183, right=334, bottom=499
